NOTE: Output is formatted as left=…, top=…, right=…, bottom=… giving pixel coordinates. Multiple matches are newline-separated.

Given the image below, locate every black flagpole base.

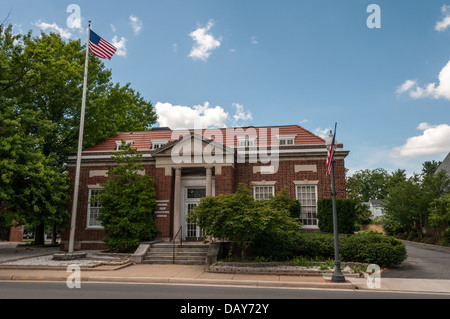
left=331, top=261, right=347, bottom=283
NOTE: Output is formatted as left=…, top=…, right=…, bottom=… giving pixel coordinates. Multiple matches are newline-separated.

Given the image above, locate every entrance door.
left=184, top=188, right=206, bottom=240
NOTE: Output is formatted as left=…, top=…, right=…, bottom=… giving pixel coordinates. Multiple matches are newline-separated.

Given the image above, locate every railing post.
left=172, top=226, right=182, bottom=264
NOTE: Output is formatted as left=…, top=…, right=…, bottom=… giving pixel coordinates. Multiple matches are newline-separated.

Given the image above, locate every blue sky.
left=2, top=0, right=450, bottom=176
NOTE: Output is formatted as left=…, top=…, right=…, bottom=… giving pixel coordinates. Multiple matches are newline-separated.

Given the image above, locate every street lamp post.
left=326, top=131, right=346, bottom=283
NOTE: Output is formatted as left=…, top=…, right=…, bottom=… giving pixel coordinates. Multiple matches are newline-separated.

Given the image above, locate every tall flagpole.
left=68, top=20, right=91, bottom=255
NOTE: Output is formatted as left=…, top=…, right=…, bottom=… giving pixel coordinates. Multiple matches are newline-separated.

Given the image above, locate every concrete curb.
left=85, top=276, right=356, bottom=290
left=0, top=273, right=355, bottom=290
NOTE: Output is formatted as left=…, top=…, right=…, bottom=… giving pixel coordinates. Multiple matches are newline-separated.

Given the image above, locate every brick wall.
left=234, top=158, right=347, bottom=201
left=9, top=226, right=24, bottom=242
left=61, top=154, right=347, bottom=251
left=215, top=166, right=236, bottom=195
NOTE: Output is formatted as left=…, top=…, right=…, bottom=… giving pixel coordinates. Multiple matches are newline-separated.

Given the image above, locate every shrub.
left=96, top=142, right=158, bottom=252
left=295, top=232, right=348, bottom=260
left=317, top=198, right=356, bottom=234
left=341, top=233, right=407, bottom=267
left=252, top=231, right=301, bottom=261
left=442, top=228, right=450, bottom=247
left=191, top=184, right=300, bottom=259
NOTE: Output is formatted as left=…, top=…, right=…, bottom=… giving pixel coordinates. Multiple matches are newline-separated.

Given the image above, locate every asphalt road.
left=382, top=241, right=450, bottom=279
left=0, top=281, right=448, bottom=300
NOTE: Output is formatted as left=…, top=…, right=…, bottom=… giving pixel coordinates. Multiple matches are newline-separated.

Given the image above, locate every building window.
left=296, top=185, right=318, bottom=227
left=152, top=143, right=165, bottom=150
left=87, top=189, right=103, bottom=228
left=151, top=139, right=169, bottom=150
left=279, top=138, right=294, bottom=145
left=115, top=140, right=134, bottom=151
left=237, top=136, right=257, bottom=147
left=253, top=185, right=274, bottom=200
left=187, top=188, right=206, bottom=199
left=277, top=135, right=296, bottom=146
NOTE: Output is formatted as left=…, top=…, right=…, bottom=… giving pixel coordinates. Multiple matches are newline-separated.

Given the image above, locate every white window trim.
left=115, top=140, right=135, bottom=151
left=87, top=188, right=104, bottom=229
left=276, top=134, right=296, bottom=146
left=295, top=184, right=319, bottom=229
left=151, top=139, right=169, bottom=150
left=237, top=136, right=257, bottom=147
left=253, top=184, right=275, bottom=201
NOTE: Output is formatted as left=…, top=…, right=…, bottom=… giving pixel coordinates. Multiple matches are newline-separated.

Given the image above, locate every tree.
left=422, top=160, right=442, bottom=178
left=1, top=24, right=157, bottom=163
left=0, top=98, right=69, bottom=245
left=346, top=168, right=389, bottom=202
left=317, top=198, right=357, bottom=234
left=1, top=24, right=157, bottom=237
left=190, top=184, right=300, bottom=259
left=384, top=176, right=423, bottom=238
left=384, top=170, right=450, bottom=239
left=429, top=193, right=450, bottom=241
left=95, top=142, right=158, bottom=252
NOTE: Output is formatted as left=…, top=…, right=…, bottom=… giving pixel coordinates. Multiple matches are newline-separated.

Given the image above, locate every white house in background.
left=436, top=152, right=450, bottom=177
left=368, top=199, right=385, bottom=219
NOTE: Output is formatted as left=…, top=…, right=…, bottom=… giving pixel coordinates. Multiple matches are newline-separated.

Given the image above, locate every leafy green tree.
left=190, top=184, right=300, bottom=259
left=1, top=24, right=157, bottom=238
left=0, top=98, right=69, bottom=245
left=95, top=142, right=158, bottom=252
left=384, top=170, right=449, bottom=239
left=317, top=198, right=357, bottom=234
left=429, top=193, right=450, bottom=241
left=346, top=168, right=389, bottom=202
left=421, top=160, right=442, bottom=178
left=1, top=24, right=157, bottom=162
left=384, top=177, right=423, bottom=237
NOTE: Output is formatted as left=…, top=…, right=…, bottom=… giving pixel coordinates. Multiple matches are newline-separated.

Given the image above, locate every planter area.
left=207, top=261, right=362, bottom=277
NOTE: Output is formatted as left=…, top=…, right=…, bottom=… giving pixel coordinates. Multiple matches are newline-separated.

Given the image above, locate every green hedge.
left=340, top=234, right=407, bottom=267
left=250, top=232, right=407, bottom=267
left=317, top=198, right=356, bottom=234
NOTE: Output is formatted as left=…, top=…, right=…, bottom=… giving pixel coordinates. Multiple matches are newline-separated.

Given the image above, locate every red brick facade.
left=60, top=125, right=349, bottom=251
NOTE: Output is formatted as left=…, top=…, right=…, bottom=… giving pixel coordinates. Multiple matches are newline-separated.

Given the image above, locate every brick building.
left=60, top=125, right=349, bottom=251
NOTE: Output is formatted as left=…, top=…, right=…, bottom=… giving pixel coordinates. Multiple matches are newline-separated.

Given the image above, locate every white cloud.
left=251, top=36, right=258, bottom=45
left=188, top=20, right=221, bottom=61
left=232, top=103, right=253, bottom=127
left=396, top=80, right=417, bottom=94
left=390, top=123, right=450, bottom=158
left=110, top=24, right=117, bottom=33
left=155, top=102, right=229, bottom=129
left=313, top=128, right=331, bottom=139
left=397, top=60, right=450, bottom=100
left=33, top=21, right=72, bottom=39
left=111, top=36, right=127, bottom=56
left=435, top=5, right=450, bottom=31
left=130, top=15, right=143, bottom=35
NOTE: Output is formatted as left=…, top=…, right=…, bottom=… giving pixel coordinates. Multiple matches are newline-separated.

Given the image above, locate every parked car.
left=23, top=232, right=34, bottom=239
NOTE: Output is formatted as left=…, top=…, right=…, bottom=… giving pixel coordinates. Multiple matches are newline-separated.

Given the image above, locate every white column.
left=173, top=168, right=182, bottom=241
left=206, top=167, right=212, bottom=197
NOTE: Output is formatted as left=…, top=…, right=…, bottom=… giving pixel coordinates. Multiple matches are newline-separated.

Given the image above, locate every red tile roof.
left=84, top=125, right=325, bottom=152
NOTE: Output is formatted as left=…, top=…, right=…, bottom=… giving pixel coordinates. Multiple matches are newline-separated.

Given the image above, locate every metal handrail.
left=172, top=226, right=182, bottom=264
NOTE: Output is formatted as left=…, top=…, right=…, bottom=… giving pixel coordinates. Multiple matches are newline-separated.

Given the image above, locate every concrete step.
left=143, top=242, right=209, bottom=265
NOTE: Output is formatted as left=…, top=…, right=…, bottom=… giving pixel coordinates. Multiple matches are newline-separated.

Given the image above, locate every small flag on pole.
left=89, top=30, right=117, bottom=60
left=326, top=128, right=336, bottom=175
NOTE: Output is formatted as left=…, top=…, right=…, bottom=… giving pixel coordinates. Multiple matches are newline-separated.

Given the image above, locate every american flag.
left=326, top=129, right=336, bottom=175
left=89, top=30, right=117, bottom=60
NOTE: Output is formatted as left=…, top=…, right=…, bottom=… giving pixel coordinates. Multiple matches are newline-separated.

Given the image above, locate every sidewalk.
left=2, top=261, right=450, bottom=295
left=1, top=243, right=450, bottom=295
